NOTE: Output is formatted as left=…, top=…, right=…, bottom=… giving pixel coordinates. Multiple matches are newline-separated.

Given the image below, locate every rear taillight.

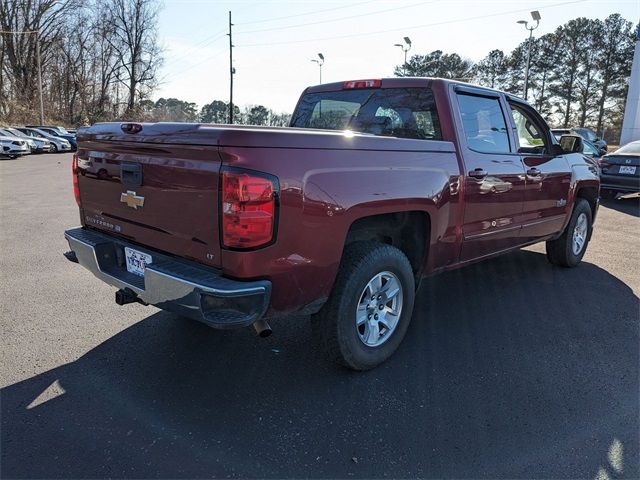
left=221, top=169, right=277, bottom=249
left=71, top=153, right=80, bottom=206
left=343, top=79, right=382, bottom=89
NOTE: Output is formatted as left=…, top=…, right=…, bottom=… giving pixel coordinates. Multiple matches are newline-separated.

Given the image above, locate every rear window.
left=615, top=141, right=640, bottom=155
left=291, top=87, right=442, bottom=140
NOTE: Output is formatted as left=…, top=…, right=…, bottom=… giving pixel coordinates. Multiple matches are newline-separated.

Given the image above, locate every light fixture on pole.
left=517, top=10, right=541, bottom=101
left=311, top=53, right=324, bottom=84
left=394, top=37, right=412, bottom=75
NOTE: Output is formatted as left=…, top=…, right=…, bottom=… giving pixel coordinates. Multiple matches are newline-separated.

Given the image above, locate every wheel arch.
left=343, top=210, right=431, bottom=278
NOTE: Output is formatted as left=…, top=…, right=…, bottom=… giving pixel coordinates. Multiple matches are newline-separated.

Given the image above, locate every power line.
left=236, top=0, right=587, bottom=48
left=239, top=0, right=378, bottom=26
left=160, top=48, right=227, bottom=83
left=235, top=1, right=438, bottom=35
left=163, top=30, right=227, bottom=61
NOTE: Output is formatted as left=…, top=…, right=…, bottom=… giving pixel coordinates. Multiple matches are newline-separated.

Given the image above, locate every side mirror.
left=559, top=134, right=584, bottom=153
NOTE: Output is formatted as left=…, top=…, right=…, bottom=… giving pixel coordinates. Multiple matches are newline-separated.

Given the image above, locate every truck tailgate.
left=77, top=133, right=222, bottom=268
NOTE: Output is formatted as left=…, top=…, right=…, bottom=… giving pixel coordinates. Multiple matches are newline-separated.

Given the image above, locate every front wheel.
left=50, top=143, right=58, bottom=153
left=312, top=241, right=415, bottom=370
left=546, top=198, right=593, bottom=267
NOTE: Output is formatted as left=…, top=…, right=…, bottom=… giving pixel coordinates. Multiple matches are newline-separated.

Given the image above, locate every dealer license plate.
left=619, top=166, right=636, bottom=175
left=124, top=247, right=152, bottom=277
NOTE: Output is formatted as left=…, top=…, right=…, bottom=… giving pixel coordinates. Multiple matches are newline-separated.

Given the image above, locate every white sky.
left=155, top=0, right=639, bottom=113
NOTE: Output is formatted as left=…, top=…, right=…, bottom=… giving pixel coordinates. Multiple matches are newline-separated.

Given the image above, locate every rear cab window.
left=291, top=87, right=442, bottom=140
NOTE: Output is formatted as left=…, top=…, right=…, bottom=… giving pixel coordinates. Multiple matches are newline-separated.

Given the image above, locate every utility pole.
left=1, top=29, right=44, bottom=123
left=228, top=11, right=234, bottom=124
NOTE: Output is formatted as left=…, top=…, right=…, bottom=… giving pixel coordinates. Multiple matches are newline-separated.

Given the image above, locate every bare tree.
left=104, top=0, right=163, bottom=115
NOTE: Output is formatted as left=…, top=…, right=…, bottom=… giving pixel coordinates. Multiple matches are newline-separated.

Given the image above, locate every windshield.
left=5, top=127, right=27, bottom=138
left=614, top=141, right=640, bottom=155
left=0, top=128, right=16, bottom=137
left=291, top=87, right=442, bottom=140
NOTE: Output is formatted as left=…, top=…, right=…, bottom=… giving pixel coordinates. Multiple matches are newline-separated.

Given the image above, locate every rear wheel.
left=312, top=241, right=415, bottom=370
left=546, top=198, right=592, bottom=267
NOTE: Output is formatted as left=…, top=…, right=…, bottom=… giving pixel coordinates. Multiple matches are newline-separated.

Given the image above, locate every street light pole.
left=311, top=53, right=324, bottom=84
left=227, top=11, right=235, bottom=124
left=394, top=37, right=412, bottom=75
left=0, top=29, right=44, bottom=123
left=35, top=31, right=44, bottom=124
left=517, top=11, right=541, bottom=101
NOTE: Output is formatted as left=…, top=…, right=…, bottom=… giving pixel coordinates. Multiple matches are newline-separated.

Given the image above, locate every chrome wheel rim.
left=355, top=271, right=403, bottom=347
left=572, top=212, right=588, bottom=255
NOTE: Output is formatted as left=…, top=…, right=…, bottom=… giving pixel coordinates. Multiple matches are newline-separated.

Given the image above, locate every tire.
left=50, top=143, right=58, bottom=153
left=311, top=241, right=415, bottom=370
left=546, top=198, right=592, bottom=267
left=600, top=189, right=617, bottom=200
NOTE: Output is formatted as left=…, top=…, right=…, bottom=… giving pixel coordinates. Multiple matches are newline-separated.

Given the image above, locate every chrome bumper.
left=64, top=227, right=271, bottom=329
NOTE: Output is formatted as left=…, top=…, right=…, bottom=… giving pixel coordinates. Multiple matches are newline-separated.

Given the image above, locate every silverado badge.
left=120, top=190, right=145, bottom=209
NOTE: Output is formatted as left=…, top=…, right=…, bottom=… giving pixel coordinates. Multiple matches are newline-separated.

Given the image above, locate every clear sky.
left=155, top=0, right=639, bottom=113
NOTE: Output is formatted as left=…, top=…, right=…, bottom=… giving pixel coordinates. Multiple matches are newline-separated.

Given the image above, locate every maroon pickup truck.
left=64, top=78, right=599, bottom=370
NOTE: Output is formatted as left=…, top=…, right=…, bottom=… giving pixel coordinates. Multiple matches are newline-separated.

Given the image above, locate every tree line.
left=1, top=3, right=635, bottom=140
left=0, top=0, right=162, bottom=125
left=396, top=14, right=636, bottom=142
left=141, top=98, right=292, bottom=126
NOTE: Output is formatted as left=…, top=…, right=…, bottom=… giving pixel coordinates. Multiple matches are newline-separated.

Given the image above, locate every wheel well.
left=344, top=211, right=430, bottom=276
left=576, top=186, right=598, bottom=218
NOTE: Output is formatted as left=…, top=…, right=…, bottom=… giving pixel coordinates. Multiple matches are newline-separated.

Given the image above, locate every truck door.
left=455, top=90, right=527, bottom=261
left=506, top=101, right=572, bottom=242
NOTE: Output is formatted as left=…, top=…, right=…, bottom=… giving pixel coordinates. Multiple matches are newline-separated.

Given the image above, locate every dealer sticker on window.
left=124, top=247, right=152, bottom=277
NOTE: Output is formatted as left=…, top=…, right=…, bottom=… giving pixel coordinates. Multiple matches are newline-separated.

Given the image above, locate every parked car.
left=598, top=140, right=640, bottom=199
left=552, top=127, right=607, bottom=155
left=64, top=78, right=599, bottom=370
left=1, top=127, right=51, bottom=153
left=28, top=125, right=77, bottom=150
left=0, top=135, right=30, bottom=158
left=573, top=127, right=608, bottom=155
left=580, top=138, right=603, bottom=168
left=0, top=128, right=36, bottom=152
left=16, top=127, right=71, bottom=153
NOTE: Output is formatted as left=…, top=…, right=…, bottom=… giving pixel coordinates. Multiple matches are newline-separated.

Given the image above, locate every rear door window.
left=291, top=87, right=442, bottom=140
left=457, top=94, right=510, bottom=154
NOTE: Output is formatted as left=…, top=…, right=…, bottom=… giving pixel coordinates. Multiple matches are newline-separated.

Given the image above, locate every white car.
left=0, top=135, right=30, bottom=158
left=16, top=127, right=71, bottom=153
left=1, top=127, right=50, bottom=153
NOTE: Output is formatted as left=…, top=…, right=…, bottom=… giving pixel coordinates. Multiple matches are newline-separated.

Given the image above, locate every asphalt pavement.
left=1, top=153, right=638, bottom=478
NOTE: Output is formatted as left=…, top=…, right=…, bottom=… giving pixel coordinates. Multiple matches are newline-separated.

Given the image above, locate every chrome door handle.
left=527, top=167, right=542, bottom=176
left=469, top=168, right=488, bottom=179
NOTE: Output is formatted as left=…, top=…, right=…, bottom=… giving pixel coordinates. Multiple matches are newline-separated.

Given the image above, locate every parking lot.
left=1, top=152, right=638, bottom=478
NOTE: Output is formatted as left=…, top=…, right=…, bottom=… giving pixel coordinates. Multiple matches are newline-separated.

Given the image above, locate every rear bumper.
left=600, top=174, right=640, bottom=193
left=64, top=227, right=271, bottom=329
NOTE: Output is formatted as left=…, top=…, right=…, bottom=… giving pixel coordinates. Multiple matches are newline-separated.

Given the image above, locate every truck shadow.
left=2, top=250, right=638, bottom=479
left=600, top=194, right=640, bottom=217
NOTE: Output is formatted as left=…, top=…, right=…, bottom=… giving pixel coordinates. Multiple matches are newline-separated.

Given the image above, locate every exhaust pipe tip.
left=252, top=319, right=272, bottom=338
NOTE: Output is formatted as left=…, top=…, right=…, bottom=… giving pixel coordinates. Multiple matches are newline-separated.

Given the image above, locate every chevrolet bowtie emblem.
left=120, top=190, right=145, bottom=209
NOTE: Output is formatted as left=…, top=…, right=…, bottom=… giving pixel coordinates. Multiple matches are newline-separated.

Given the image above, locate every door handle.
left=468, top=168, right=488, bottom=179
left=527, top=167, right=542, bottom=176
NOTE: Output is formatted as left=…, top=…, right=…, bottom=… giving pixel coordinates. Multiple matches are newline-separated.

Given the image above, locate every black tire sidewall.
left=563, top=199, right=592, bottom=266
left=334, top=246, right=415, bottom=369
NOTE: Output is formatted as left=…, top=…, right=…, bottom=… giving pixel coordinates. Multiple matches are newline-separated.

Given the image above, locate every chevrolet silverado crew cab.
left=64, top=78, right=599, bottom=370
